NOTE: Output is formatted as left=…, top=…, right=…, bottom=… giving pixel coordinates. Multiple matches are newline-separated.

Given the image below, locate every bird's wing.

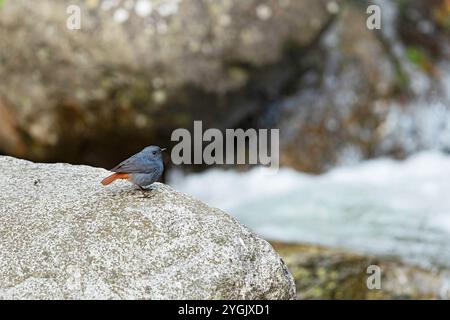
left=111, top=154, right=150, bottom=173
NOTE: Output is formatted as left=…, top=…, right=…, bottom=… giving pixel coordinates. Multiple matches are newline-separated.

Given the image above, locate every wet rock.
left=274, top=3, right=399, bottom=172
left=398, top=0, right=450, bottom=60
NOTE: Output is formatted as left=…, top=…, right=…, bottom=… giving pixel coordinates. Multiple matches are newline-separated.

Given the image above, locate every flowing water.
left=169, top=151, right=450, bottom=269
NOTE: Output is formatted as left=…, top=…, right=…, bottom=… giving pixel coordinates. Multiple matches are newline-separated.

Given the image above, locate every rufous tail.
left=101, top=173, right=129, bottom=186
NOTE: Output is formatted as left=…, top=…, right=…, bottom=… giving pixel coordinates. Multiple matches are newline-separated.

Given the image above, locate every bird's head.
left=143, top=145, right=166, bottom=161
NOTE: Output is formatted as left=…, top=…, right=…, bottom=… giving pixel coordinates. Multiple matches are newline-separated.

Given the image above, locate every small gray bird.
left=101, top=145, right=165, bottom=190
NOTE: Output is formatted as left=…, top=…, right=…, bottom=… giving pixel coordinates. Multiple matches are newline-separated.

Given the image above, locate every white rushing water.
left=169, top=151, right=450, bottom=269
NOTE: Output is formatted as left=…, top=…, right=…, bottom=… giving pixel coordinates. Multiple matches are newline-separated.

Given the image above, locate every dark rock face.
left=0, top=0, right=338, bottom=168
left=1, top=0, right=449, bottom=172
left=269, top=0, right=450, bottom=172
left=275, top=4, right=399, bottom=172
left=398, top=0, right=450, bottom=60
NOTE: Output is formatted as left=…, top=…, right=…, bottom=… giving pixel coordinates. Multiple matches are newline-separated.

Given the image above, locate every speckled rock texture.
left=0, top=156, right=295, bottom=299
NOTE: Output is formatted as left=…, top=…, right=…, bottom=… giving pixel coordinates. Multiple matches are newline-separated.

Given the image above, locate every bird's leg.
left=136, top=185, right=156, bottom=199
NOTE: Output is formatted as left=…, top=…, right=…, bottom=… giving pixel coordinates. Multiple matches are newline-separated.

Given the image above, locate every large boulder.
left=0, top=156, right=295, bottom=299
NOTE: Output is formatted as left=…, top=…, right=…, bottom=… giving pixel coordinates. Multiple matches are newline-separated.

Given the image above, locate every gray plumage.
left=104, top=145, right=165, bottom=189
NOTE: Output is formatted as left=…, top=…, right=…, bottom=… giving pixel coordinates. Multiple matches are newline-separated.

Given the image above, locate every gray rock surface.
left=0, top=156, right=295, bottom=299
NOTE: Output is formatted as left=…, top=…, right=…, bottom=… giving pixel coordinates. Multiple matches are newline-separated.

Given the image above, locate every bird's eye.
left=153, top=151, right=157, bottom=155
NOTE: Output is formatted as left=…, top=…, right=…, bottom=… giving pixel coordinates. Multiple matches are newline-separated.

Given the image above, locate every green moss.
left=406, top=47, right=425, bottom=66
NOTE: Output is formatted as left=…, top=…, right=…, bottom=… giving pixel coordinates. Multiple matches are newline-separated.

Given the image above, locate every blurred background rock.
left=1, top=0, right=450, bottom=299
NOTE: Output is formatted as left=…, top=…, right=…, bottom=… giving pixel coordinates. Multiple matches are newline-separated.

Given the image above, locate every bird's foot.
left=136, top=185, right=155, bottom=197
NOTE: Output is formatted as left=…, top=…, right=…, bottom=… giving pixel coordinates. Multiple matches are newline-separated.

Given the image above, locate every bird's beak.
left=161, top=148, right=167, bottom=152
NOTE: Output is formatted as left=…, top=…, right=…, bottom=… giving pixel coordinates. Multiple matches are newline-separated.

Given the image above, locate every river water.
left=169, top=151, right=450, bottom=269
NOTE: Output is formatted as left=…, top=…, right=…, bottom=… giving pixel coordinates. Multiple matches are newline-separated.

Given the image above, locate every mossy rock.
left=271, top=242, right=448, bottom=299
